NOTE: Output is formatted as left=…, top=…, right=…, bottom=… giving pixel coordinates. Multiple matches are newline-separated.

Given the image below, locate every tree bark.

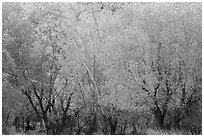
left=109, top=116, right=118, bottom=135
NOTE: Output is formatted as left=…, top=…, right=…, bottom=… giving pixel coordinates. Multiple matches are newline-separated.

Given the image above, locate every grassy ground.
left=4, top=126, right=198, bottom=135
left=4, top=126, right=46, bottom=135
left=144, top=128, right=194, bottom=135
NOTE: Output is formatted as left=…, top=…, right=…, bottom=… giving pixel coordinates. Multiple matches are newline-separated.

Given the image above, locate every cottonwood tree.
left=3, top=3, right=77, bottom=134
left=2, top=2, right=201, bottom=135
left=59, top=3, right=124, bottom=134
left=2, top=3, right=36, bottom=134
left=114, top=3, right=202, bottom=130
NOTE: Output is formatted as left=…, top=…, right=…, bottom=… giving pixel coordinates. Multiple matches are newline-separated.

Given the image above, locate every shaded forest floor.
left=4, top=126, right=199, bottom=135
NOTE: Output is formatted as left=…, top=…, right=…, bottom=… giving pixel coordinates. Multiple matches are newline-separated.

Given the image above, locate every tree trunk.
left=41, top=113, right=50, bottom=135
left=154, top=107, right=166, bottom=130
left=101, top=116, right=109, bottom=135
left=121, top=120, right=127, bottom=135
left=109, top=116, right=118, bottom=135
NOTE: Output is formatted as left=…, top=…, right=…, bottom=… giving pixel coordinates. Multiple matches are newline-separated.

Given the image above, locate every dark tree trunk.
left=14, top=116, right=20, bottom=131
left=41, top=113, right=51, bottom=135
left=153, top=106, right=166, bottom=130
left=120, top=120, right=127, bottom=135
left=131, top=123, right=138, bottom=134
left=101, top=115, right=109, bottom=135
left=109, top=116, right=118, bottom=135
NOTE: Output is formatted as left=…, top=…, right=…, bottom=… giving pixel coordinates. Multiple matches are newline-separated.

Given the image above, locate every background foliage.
left=2, top=2, right=202, bottom=135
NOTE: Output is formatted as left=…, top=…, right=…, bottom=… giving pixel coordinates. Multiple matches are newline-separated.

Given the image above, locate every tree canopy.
left=2, top=2, right=202, bottom=135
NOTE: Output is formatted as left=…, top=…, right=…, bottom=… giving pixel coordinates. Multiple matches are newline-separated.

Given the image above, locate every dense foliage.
left=2, top=2, right=202, bottom=135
